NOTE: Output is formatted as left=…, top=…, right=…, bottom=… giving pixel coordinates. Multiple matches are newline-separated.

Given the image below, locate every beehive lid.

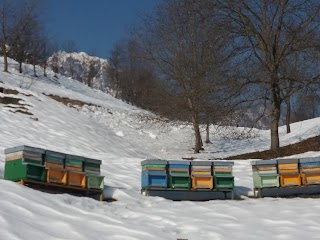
left=45, top=150, right=66, bottom=158
left=5, top=145, right=45, bottom=154
left=299, top=157, right=320, bottom=163
left=190, top=161, right=212, bottom=166
left=251, top=159, right=277, bottom=165
left=141, top=159, right=167, bottom=166
left=168, top=160, right=191, bottom=165
left=277, top=158, right=298, bottom=164
left=213, top=161, right=234, bottom=166
left=66, top=154, right=84, bottom=161
left=84, top=158, right=102, bottom=165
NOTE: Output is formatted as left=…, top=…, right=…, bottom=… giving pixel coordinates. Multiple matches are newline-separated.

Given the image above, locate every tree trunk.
left=33, top=64, right=36, bottom=76
left=188, top=98, right=202, bottom=153
left=205, top=118, right=211, bottom=143
left=285, top=97, right=291, bottom=134
left=192, top=115, right=202, bottom=153
left=270, top=82, right=281, bottom=150
left=43, top=63, right=47, bottom=76
left=3, top=51, right=8, bottom=72
left=19, top=61, right=22, bottom=73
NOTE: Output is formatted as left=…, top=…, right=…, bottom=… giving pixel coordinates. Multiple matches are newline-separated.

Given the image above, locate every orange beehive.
left=46, top=168, right=67, bottom=185
left=278, top=159, right=301, bottom=187
left=67, top=171, right=86, bottom=188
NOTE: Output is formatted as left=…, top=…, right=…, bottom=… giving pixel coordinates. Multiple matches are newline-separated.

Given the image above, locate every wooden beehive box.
left=46, top=168, right=67, bottom=185
left=86, top=175, right=104, bottom=190
left=299, top=158, right=320, bottom=185
left=212, top=161, right=234, bottom=190
left=4, top=160, right=46, bottom=182
left=167, top=160, right=190, bottom=189
left=141, top=170, right=167, bottom=189
left=277, top=159, right=301, bottom=187
left=190, top=161, right=213, bottom=189
left=84, top=158, right=102, bottom=175
left=67, top=171, right=86, bottom=187
left=191, top=161, right=212, bottom=175
left=251, top=160, right=279, bottom=188
left=191, top=176, right=213, bottom=189
left=44, top=150, right=65, bottom=169
left=5, top=145, right=45, bottom=166
left=65, top=154, right=84, bottom=172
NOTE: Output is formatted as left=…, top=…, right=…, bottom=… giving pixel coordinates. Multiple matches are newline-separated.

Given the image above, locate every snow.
left=1, top=59, right=320, bottom=239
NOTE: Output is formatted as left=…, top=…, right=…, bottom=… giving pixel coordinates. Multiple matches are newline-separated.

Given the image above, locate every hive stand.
left=16, top=179, right=103, bottom=201
left=141, top=188, right=234, bottom=200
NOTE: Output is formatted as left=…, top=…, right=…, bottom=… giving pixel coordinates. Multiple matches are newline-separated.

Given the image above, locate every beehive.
left=86, top=175, right=104, bottom=190
left=141, top=159, right=168, bottom=189
left=251, top=160, right=279, bottom=189
left=299, top=157, right=320, bottom=185
left=4, top=160, right=46, bottom=182
left=46, top=168, right=67, bottom=184
left=65, top=155, right=84, bottom=172
left=84, top=158, right=102, bottom=175
left=4, top=145, right=45, bottom=165
left=278, top=159, right=301, bottom=187
left=191, top=161, right=213, bottom=189
left=213, top=161, right=234, bottom=190
left=67, top=171, right=86, bottom=187
left=168, top=160, right=190, bottom=189
left=44, top=150, right=65, bottom=169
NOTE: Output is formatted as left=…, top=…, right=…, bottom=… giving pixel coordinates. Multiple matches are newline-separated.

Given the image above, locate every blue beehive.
left=141, top=159, right=168, bottom=189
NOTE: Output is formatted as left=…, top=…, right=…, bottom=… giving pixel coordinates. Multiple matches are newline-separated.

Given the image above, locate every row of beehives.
left=251, top=158, right=320, bottom=189
left=141, top=159, right=234, bottom=190
left=4, top=145, right=104, bottom=190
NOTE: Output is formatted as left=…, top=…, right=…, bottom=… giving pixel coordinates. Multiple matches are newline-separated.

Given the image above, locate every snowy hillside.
left=1, top=58, right=320, bottom=240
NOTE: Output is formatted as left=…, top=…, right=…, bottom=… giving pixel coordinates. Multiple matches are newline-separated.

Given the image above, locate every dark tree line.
left=0, top=0, right=55, bottom=76
left=107, top=0, right=320, bottom=153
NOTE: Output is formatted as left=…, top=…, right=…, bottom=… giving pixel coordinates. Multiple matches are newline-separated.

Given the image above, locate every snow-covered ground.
left=1, top=59, right=320, bottom=240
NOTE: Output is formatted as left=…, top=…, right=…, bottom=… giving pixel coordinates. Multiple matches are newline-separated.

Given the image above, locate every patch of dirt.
left=0, top=87, right=34, bottom=117
left=225, top=135, right=320, bottom=160
left=9, top=109, right=33, bottom=115
left=44, top=94, right=99, bottom=108
left=0, top=96, right=22, bottom=105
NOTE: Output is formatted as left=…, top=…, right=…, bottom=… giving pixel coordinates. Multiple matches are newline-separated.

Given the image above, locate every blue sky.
left=44, top=0, right=158, bottom=58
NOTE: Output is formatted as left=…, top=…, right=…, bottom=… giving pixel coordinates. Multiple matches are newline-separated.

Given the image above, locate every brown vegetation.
left=225, top=136, right=320, bottom=160
left=44, top=94, right=99, bottom=108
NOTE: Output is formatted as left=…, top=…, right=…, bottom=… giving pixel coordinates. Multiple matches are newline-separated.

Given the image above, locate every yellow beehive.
left=191, top=176, right=213, bottom=189
left=301, top=173, right=320, bottom=185
left=280, top=174, right=301, bottom=187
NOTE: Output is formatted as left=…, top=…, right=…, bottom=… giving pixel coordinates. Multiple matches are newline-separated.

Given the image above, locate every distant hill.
left=48, top=51, right=110, bottom=92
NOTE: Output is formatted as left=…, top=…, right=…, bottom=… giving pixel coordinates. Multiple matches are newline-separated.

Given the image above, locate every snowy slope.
left=1, top=59, right=320, bottom=240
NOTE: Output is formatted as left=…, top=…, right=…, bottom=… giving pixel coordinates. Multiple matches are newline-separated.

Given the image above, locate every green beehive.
left=84, top=158, right=102, bottom=175
left=4, top=159, right=46, bottom=182
left=141, top=159, right=167, bottom=171
left=169, top=174, right=191, bottom=189
left=86, top=175, right=104, bottom=190
left=212, top=161, right=234, bottom=190
left=251, top=160, right=279, bottom=188
left=65, top=154, right=84, bottom=172
left=214, top=176, right=234, bottom=190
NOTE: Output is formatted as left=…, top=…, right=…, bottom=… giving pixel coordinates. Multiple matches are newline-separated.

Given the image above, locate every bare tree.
left=136, top=0, right=229, bottom=153
left=218, top=0, right=320, bottom=150
left=0, top=0, right=42, bottom=72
